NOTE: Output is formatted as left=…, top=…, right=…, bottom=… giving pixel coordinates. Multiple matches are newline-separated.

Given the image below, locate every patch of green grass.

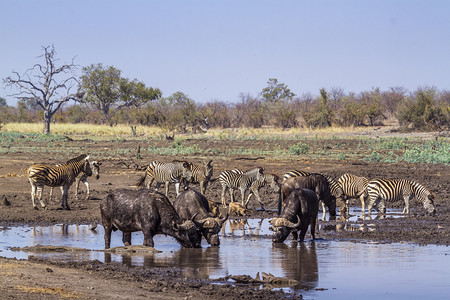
left=289, top=142, right=310, bottom=155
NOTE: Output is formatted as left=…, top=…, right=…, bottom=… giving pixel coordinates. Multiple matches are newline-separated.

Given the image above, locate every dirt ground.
left=0, top=132, right=449, bottom=299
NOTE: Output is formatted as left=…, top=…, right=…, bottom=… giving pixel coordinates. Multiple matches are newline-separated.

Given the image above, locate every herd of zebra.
left=26, top=154, right=436, bottom=218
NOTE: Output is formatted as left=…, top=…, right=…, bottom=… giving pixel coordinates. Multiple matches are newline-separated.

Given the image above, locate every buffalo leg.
left=122, top=232, right=132, bottom=246
left=104, top=225, right=112, bottom=249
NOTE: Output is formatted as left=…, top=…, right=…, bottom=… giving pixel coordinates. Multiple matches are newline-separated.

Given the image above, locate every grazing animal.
left=49, top=160, right=101, bottom=201
left=188, top=160, right=213, bottom=194
left=366, top=179, right=436, bottom=216
left=135, top=160, right=192, bottom=196
left=282, top=170, right=345, bottom=218
left=280, top=174, right=336, bottom=219
left=100, top=188, right=202, bottom=249
left=228, top=202, right=246, bottom=216
left=338, top=173, right=369, bottom=214
left=219, top=167, right=264, bottom=207
left=173, top=188, right=227, bottom=246
left=27, top=154, right=92, bottom=210
left=270, top=188, right=319, bottom=243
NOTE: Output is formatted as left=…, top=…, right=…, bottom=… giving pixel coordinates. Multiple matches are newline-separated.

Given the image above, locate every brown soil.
left=0, top=133, right=449, bottom=299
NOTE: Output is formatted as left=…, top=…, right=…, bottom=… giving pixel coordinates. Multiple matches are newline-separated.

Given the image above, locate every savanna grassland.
left=0, top=123, right=449, bottom=299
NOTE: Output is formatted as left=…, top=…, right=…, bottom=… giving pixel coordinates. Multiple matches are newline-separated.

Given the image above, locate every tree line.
left=1, top=46, right=449, bottom=133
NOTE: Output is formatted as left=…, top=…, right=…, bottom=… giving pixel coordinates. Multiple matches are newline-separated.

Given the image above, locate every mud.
left=0, top=134, right=449, bottom=299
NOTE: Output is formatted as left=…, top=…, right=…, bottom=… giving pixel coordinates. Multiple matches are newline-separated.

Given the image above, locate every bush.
left=289, top=142, right=310, bottom=155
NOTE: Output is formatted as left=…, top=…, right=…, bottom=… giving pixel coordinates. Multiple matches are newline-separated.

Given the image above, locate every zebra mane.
left=65, top=154, right=88, bottom=164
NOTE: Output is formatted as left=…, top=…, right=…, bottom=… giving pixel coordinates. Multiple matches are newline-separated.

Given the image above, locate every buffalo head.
left=269, top=215, right=301, bottom=243
left=194, top=214, right=228, bottom=246
left=173, top=214, right=202, bottom=248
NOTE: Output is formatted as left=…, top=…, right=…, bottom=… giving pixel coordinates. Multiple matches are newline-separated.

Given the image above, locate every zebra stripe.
left=219, top=167, right=264, bottom=207
left=135, top=160, right=192, bottom=196
left=338, top=173, right=369, bottom=213
left=188, top=160, right=213, bottom=194
left=27, top=154, right=92, bottom=210
left=282, top=170, right=346, bottom=217
left=367, top=178, right=436, bottom=216
left=50, top=160, right=101, bottom=201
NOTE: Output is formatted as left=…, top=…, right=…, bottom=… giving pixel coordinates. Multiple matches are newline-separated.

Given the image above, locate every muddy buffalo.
left=270, top=188, right=319, bottom=243
left=280, top=174, right=336, bottom=219
left=101, top=188, right=202, bottom=249
left=173, top=188, right=227, bottom=247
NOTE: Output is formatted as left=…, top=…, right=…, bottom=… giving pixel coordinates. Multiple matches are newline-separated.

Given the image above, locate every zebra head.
left=90, top=161, right=101, bottom=179
left=82, top=156, right=93, bottom=177
left=424, top=193, right=436, bottom=216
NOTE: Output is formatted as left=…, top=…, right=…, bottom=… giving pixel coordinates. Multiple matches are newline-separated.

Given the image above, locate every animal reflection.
left=272, top=242, right=318, bottom=291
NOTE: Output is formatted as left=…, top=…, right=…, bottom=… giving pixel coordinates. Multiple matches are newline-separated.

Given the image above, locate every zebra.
left=135, top=160, right=193, bottom=196
left=188, top=160, right=213, bottom=194
left=366, top=178, right=436, bottom=216
left=338, top=173, right=369, bottom=214
left=232, top=169, right=281, bottom=210
left=282, top=170, right=346, bottom=218
left=219, top=167, right=264, bottom=207
left=49, top=160, right=101, bottom=201
left=27, top=154, right=93, bottom=210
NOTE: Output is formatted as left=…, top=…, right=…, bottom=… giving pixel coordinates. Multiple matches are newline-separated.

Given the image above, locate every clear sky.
left=1, top=0, right=449, bottom=106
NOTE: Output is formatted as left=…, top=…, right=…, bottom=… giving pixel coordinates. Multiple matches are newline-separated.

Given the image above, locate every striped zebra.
left=366, top=178, right=436, bottom=216
left=338, top=173, right=369, bottom=214
left=219, top=167, right=264, bottom=207
left=188, top=160, right=213, bottom=194
left=49, top=160, right=101, bottom=201
left=27, top=154, right=93, bottom=210
left=232, top=169, right=281, bottom=210
left=135, top=160, right=193, bottom=196
left=282, top=170, right=346, bottom=218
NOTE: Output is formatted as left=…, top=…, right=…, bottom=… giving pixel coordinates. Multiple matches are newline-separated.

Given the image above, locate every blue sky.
left=1, top=0, right=449, bottom=106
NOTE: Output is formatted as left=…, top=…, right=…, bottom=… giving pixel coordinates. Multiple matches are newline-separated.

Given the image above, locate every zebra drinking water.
left=366, top=178, right=436, bottom=216
left=27, top=154, right=93, bottom=210
left=135, top=160, right=193, bottom=196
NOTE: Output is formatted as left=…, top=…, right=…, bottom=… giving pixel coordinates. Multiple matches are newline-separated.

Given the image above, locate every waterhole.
left=1, top=209, right=449, bottom=299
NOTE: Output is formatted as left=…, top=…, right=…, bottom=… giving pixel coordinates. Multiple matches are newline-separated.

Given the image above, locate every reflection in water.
left=2, top=220, right=450, bottom=299
left=272, top=242, right=318, bottom=291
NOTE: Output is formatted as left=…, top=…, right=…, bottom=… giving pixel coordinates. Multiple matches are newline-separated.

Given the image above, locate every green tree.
left=304, top=88, right=332, bottom=128
left=80, top=64, right=161, bottom=124
left=3, top=45, right=83, bottom=134
left=261, top=78, right=295, bottom=103
left=397, top=87, right=447, bottom=130
left=0, top=97, right=7, bottom=107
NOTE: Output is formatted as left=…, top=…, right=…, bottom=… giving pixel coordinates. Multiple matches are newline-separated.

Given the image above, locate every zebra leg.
left=359, top=194, right=366, bottom=216
left=29, top=179, right=38, bottom=209
left=244, top=192, right=253, bottom=209
left=84, top=181, right=90, bottom=201
left=174, top=182, right=180, bottom=196
left=49, top=187, right=54, bottom=202
left=320, top=200, right=326, bottom=221
left=221, top=185, right=228, bottom=207
left=122, top=232, right=132, bottom=246
left=403, top=196, right=410, bottom=214
left=61, top=186, right=70, bottom=210
left=146, top=177, right=154, bottom=189
left=37, top=185, right=46, bottom=209
left=240, top=188, right=247, bottom=206
left=75, top=176, right=81, bottom=201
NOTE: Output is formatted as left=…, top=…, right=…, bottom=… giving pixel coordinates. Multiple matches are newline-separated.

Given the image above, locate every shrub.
left=289, top=142, right=310, bottom=155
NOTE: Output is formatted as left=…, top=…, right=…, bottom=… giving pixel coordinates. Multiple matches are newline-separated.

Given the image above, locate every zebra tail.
left=134, top=175, right=146, bottom=187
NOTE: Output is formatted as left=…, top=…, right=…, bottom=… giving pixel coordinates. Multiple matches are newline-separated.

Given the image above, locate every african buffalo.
left=101, top=188, right=202, bottom=249
left=173, top=188, right=227, bottom=247
left=270, top=188, right=319, bottom=243
left=280, top=174, right=336, bottom=219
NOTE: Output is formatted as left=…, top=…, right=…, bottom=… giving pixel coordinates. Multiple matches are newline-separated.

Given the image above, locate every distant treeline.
left=1, top=86, right=449, bottom=132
